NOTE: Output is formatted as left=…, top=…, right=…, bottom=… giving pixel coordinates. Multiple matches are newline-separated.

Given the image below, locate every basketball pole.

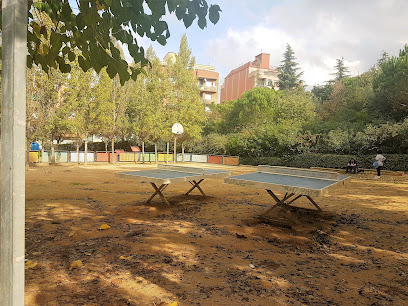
left=1, top=0, right=27, bottom=305
left=174, top=136, right=177, bottom=163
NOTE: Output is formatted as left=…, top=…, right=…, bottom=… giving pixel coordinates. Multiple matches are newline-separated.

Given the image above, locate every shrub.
left=241, top=153, right=408, bottom=172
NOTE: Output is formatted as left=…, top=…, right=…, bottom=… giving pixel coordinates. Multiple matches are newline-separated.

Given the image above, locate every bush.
left=241, top=153, right=408, bottom=172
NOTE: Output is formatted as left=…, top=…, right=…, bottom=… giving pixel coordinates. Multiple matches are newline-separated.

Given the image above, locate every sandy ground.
left=20, top=162, right=408, bottom=305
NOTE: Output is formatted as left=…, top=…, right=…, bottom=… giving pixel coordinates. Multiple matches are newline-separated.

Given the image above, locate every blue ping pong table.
left=116, top=165, right=232, bottom=205
left=225, top=165, right=351, bottom=212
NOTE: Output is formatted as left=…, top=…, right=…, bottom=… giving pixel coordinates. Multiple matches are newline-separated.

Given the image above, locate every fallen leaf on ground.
left=120, top=255, right=132, bottom=260
left=99, top=224, right=110, bottom=230
left=25, top=260, right=38, bottom=269
left=69, top=260, right=83, bottom=270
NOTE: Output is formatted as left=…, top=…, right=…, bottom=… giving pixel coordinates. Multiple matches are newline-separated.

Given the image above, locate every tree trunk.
left=41, top=140, right=45, bottom=163
left=84, top=137, right=88, bottom=166
left=26, top=139, right=31, bottom=166
left=166, top=142, right=169, bottom=164
left=111, top=137, right=115, bottom=163
left=182, top=143, right=185, bottom=163
left=76, top=140, right=80, bottom=165
left=50, top=135, right=55, bottom=164
left=142, top=141, right=145, bottom=164
left=154, top=143, right=158, bottom=163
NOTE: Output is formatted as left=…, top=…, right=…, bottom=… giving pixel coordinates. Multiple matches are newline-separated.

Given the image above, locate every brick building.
left=220, top=53, right=279, bottom=103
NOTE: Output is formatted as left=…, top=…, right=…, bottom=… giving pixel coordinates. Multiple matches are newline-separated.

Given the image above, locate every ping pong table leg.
left=266, top=191, right=322, bottom=211
left=186, top=179, right=206, bottom=196
left=305, top=195, right=322, bottom=211
left=266, top=190, right=295, bottom=206
left=146, top=183, right=170, bottom=205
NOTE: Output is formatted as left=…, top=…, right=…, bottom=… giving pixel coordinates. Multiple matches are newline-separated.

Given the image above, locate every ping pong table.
left=224, top=165, right=351, bottom=212
left=115, top=164, right=232, bottom=205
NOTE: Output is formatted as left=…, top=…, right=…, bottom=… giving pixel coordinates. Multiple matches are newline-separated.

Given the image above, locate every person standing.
left=374, top=150, right=386, bottom=178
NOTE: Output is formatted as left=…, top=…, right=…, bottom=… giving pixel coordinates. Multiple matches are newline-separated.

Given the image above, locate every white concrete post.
left=1, top=0, right=27, bottom=305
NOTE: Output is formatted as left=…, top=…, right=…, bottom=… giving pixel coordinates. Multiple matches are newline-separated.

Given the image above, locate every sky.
left=134, top=0, right=408, bottom=88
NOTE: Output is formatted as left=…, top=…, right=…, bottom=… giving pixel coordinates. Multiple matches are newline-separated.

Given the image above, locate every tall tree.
left=277, top=44, right=303, bottom=90
left=97, top=71, right=129, bottom=162
left=372, top=45, right=408, bottom=121
left=332, top=57, right=350, bottom=81
left=64, top=63, right=102, bottom=165
left=0, top=0, right=221, bottom=84
left=168, top=35, right=206, bottom=152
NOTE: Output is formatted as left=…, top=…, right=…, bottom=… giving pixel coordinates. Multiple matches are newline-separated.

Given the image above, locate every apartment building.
left=162, top=52, right=219, bottom=105
left=220, top=53, right=279, bottom=103
left=194, top=64, right=219, bottom=105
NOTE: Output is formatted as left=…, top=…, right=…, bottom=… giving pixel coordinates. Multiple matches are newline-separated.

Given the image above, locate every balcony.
left=198, top=85, right=218, bottom=92
left=201, top=98, right=218, bottom=105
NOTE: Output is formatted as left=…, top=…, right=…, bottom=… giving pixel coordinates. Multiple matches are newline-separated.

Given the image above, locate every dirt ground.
left=21, top=162, right=408, bottom=305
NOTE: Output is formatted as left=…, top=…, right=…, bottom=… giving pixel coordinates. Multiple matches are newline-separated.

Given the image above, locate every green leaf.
left=68, top=51, right=76, bottom=62
left=78, top=56, right=91, bottom=72
left=76, top=13, right=85, bottom=30
left=175, top=6, right=186, bottom=20
left=106, top=63, right=118, bottom=79
left=61, top=2, right=72, bottom=21
left=167, top=0, right=177, bottom=12
left=209, top=5, right=221, bottom=24
left=183, top=14, right=195, bottom=28
left=157, top=35, right=167, bottom=46
left=197, top=17, right=207, bottom=29
left=59, top=63, right=71, bottom=73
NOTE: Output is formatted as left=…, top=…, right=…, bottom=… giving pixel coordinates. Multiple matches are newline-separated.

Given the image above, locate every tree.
left=319, top=80, right=346, bottom=120
left=332, top=57, right=350, bottom=81
left=97, top=71, right=130, bottom=162
left=64, top=63, right=102, bottom=166
left=311, top=84, right=333, bottom=105
left=0, top=0, right=221, bottom=84
left=372, top=45, right=408, bottom=122
left=167, top=34, right=206, bottom=155
left=277, top=44, right=303, bottom=90
left=26, top=66, right=71, bottom=163
left=377, top=51, right=389, bottom=67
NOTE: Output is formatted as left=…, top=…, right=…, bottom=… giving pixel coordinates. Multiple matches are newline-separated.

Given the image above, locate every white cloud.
left=206, top=0, right=408, bottom=86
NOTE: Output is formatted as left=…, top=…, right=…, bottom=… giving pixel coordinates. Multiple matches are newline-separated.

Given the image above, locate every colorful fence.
left=29, top=151, right=40, bottom=163
left=70, top=152, right=96, bottom=163
left=208, top=155, right=223, bottom=164
left=41, top=151, right=69, bottom=163
left=32, top=151, right=239, bottom=166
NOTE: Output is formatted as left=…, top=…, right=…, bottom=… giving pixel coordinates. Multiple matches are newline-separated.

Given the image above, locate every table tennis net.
left=257, top=165, right=340, bottom=181
left=158, top=164, right=205, bottom=174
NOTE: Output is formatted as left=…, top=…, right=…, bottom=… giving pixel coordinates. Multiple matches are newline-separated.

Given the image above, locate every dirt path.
left=21, top=163, right=408, bottom=305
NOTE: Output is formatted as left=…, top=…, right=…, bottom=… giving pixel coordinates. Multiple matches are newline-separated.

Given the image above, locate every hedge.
left=241, top=153, right=408, bottom=172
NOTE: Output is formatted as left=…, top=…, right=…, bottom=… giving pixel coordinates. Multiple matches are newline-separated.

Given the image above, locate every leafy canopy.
left=0, top=0, right=221, bottom=85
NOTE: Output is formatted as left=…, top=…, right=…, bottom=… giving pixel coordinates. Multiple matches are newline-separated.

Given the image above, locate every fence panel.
left=96, top=152, right=109, bottom=162
left=176, top=153, right=192, bottom=162
left=158, top=153, right=173, bottom=162
left=208, top=155, right=223, bottom=164
left=29, top=151, right=40, bottom=163
left=191, top=154, right=208, bottom=163
left=223, top=156, right=239, bottom=166
left=119, top=152, right=136, bottom=162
